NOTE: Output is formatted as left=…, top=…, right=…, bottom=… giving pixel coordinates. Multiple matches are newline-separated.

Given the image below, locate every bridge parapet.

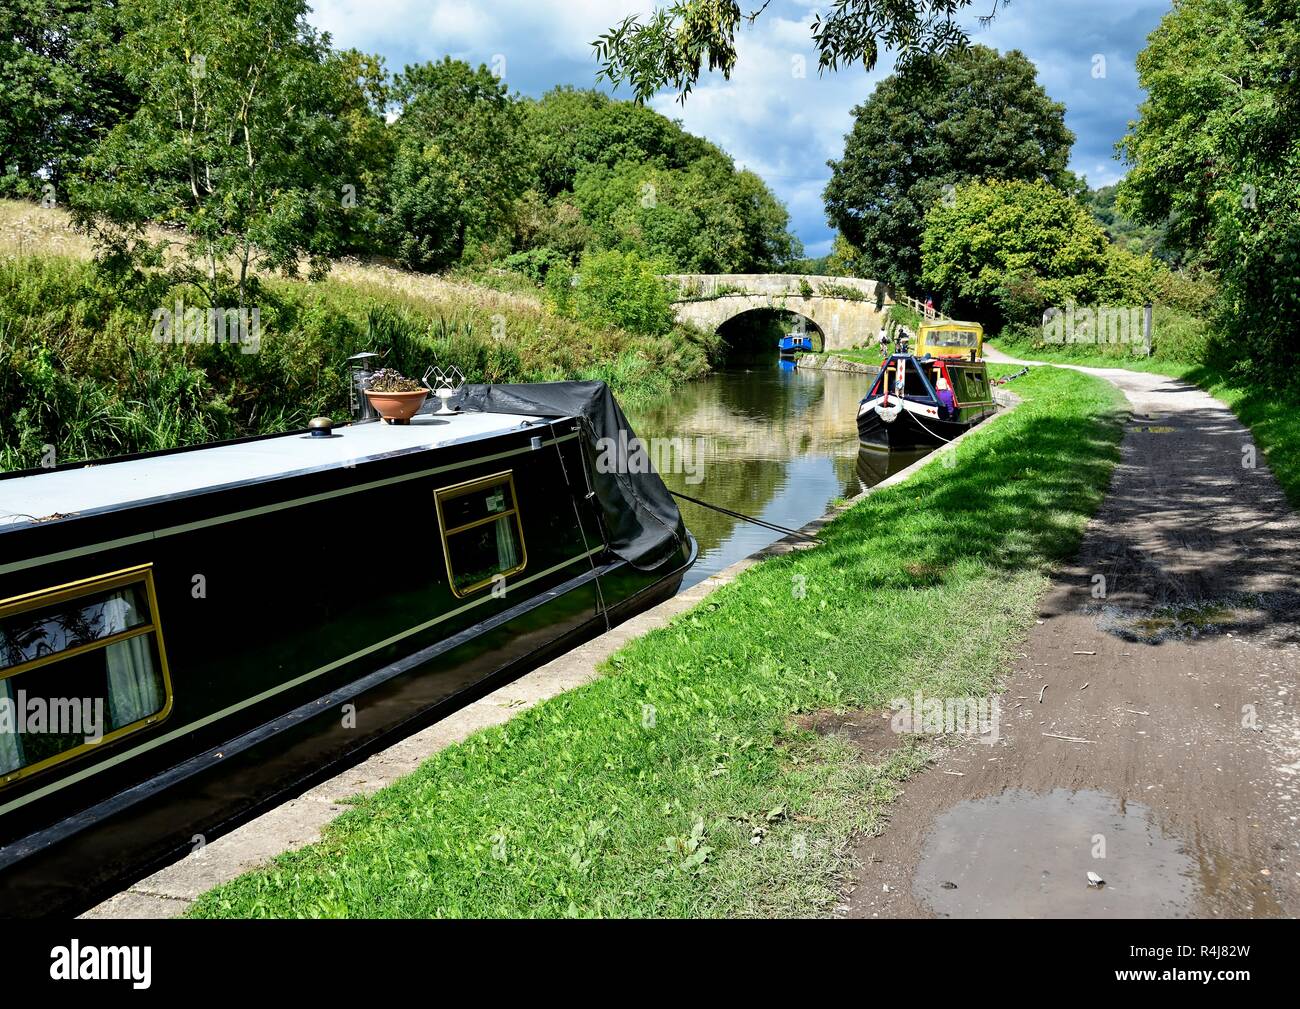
left=666, top=273, right=887, bottom=303
left=665, top=273, right=891, bottom=352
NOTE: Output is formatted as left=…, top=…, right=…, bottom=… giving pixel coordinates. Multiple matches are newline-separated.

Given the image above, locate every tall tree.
left=824, top=45, right=1074, bottom=293
left=0, top=1, right=133, bottom=199
left=327, top=48, right=395, bottom=255
left=735, top=168, right=802, bottom=268
left=515, top=87, right=798, bottom=272
left=594, top=0, right=1011, bottom=103
left=70, top=0, right=354, bottom=305
left=1118, top=0, right=1299, bottom=365
left=1086, top=183, right=1172, bottom=264
left=921, top=178, right=1112, bottom=327
left=386, top=58, right=528, bottom=270
left=523, top=87, right=706, bottom=197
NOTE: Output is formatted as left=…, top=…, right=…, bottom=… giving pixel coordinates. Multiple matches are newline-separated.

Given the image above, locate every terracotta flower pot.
left=364, top=389, right=428, bottom=423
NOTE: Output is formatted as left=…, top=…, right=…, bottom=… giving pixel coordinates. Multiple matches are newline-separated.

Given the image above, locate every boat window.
left=952, top=368, right=988, bottom=403
left=924, top=328, right=979, bottom=349
left=0, top=566, right=172, bottom=787
left=904, top=358, right=933, bottom=397
left=434, top=471, right=528, bottom=597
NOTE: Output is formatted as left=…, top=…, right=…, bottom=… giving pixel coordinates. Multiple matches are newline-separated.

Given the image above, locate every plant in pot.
left=364, top=367, right=428, bottom=424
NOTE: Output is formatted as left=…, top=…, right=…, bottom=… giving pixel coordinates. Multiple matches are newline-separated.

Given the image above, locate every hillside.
left=0, top=200, right=719, bottom=472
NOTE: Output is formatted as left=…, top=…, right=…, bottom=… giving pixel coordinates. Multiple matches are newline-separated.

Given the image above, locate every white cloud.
left=304, top=0, right=1171, bottom=253
left=310, top=0, right=653, bottom=66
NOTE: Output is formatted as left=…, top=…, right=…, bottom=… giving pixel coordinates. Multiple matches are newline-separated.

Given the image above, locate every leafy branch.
left=594, top=0, right=1010, bottom=103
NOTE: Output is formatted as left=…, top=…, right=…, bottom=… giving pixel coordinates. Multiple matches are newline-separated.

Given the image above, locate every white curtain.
left=495, top=516, right=519, bottom=572
left=0, top=678, right=23, bottom=775
left=106, top=634, right=162, bottom=729
left=99, top=590, right=138, bottom=636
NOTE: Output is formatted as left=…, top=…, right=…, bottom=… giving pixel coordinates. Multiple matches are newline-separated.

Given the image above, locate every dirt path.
left=845, top=355, right=1300, bottom=918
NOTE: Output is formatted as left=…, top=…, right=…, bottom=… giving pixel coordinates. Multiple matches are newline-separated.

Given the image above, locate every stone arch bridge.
left=665, top=274, right=891, bottom=352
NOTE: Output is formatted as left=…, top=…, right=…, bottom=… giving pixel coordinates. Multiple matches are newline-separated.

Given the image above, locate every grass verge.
left=803, top=349, right=885, bottom=367
left=188, top=365, right=1126, bottom=918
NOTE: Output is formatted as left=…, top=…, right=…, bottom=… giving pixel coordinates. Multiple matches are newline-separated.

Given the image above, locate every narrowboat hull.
left=0, top=400, right=695, bottom=917
left=856, top=400, right=977, bottom=450
left=856, top=352, right=996, bottom=451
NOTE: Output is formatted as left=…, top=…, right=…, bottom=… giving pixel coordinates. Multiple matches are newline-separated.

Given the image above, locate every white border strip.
left=0, top=432, right=579, bottom=577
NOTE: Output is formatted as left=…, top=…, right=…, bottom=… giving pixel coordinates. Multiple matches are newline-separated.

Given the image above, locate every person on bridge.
left=935, top=373, right=956, bottom=419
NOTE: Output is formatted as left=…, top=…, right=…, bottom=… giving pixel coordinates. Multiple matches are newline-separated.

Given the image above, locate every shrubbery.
left=495, top=247, right=570, bottom=286
left=922, top=179, right=1216, bottom=362
left=545, top=249, right=676, bottom=337
left=0, top=251, right=717, bottom=470
left=921, top=179, right=1110, bottom=328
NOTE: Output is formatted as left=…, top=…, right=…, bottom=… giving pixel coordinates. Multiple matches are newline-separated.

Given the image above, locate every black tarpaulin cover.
left=452, top=381, right=686, bottom=571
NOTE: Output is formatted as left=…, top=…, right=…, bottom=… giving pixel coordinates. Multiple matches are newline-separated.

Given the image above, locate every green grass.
left=188, top=365, right=1127, bottom=919
left=0, top=252, right=720, bottom=471
left=988, top=335, right=1300, bottom=509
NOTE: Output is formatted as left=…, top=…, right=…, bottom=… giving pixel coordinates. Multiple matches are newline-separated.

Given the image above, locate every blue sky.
left=305, top=1, right=1173, bottom=257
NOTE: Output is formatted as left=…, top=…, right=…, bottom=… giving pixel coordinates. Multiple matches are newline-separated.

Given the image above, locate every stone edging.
left=794, top=353, right=879, bottom=375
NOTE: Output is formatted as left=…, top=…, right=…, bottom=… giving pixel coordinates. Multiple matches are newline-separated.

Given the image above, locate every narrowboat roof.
left=880, top=352, right=986, bottom=365
left=918, top=319, right=982, bottom=332
left=0, top=410, right=552, bottom=530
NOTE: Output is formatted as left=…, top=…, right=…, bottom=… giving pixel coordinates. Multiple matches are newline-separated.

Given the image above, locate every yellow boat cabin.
left=915, top=320, right=983, bottom=360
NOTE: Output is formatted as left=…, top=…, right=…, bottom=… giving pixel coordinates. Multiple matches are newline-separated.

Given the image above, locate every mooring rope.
left=669, top=489, right=818, bottom=542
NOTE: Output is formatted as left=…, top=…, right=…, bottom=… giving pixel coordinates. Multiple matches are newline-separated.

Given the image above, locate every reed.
left=0, top=252, right=719, bottom=471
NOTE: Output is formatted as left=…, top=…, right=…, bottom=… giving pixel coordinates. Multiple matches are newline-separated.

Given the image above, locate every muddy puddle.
left=913, top=788, right=1242, bottom=918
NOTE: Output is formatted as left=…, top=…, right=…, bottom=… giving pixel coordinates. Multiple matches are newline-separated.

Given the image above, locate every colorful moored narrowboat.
left=856, top=321, right=996, bottom=450
left=778, top=333, right=814, bottom=358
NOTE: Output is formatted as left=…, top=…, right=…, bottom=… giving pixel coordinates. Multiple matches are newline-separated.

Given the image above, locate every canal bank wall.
left=84, top=394, right=1019, bottom=919
left=796, top=353, right=879, bottom=376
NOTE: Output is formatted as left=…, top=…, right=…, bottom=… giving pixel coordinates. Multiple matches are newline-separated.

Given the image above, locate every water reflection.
left=911, top=788, right=1280, bottom=918
left=856, top=445, right=930, bottom=486
left=628, top=362, right=923, bottom=589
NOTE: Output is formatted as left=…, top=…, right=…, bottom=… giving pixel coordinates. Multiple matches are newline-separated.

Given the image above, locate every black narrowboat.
left=0, top=381, right=695, bottom=917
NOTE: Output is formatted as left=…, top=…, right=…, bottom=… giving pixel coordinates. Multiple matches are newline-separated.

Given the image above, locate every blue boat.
left=778, top=333, right=814, bottom=358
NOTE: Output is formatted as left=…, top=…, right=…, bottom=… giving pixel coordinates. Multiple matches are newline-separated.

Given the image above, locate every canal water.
left=628, top=357, right=921, bottom=590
